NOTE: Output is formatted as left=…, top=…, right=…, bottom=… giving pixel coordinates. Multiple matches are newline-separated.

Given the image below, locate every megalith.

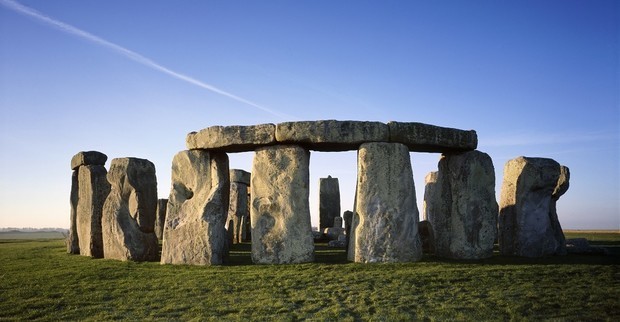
left=161, top=150, right=230, bottom=265
left=102, top=158, right=158, bottom=261
left=227, top=169, right=251, bottom=244
left=67, top=169, right=80, bottom=254
left=499, top=156, right=569, bottom=257
left=424, top=151, right=498, bottom=259
left=348, top=142, right=422, bottom=263
left=251, top=145, right=314, bottom=264
left=154, top=199, right=168, bottom=240
left=70, top=151, right=110, bottom=258
left=319, top=175, right=341, bottom=230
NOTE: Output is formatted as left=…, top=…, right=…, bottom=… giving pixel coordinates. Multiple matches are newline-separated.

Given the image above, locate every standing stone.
left=319, top=176, right=341, bottom=231
left=102, top=158, right=158, bottom=261
left=161, top=150, right=230, bottom=265
left=77, top=165, right=111, bottom=258
left=154, top=199, right=168, bottom=240
left=67, top=169, right=80, bottom=254
left=499, top=157, right=569, bottom=257
left=425, top=151, right=498, bottom=259
left=343, top=210, right=353, bottom=235
left=348, top=142, right=422, bottom=263
left=227, top=169, right=251, bottom=244
left=251, top=145, right=314, bottom=264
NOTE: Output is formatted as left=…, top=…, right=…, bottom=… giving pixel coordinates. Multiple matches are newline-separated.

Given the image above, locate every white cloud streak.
left=0, top=0, right=293, bottom=120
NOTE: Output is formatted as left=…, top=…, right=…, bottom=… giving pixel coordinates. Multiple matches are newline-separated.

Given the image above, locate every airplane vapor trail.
left=0, top=0, right=292, bottom=120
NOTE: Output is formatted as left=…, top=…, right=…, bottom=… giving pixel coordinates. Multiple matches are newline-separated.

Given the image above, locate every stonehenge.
left=102, top=158, right=159, bottom=261
left=69, top=120, right=575, bottom=265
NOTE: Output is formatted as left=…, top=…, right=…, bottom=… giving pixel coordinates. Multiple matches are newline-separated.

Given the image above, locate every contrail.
left=0, top=0, right=293, bottom=120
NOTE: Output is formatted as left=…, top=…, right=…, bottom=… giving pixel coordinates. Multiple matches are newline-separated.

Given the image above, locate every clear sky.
left=0, top=0, right=618, bottom=230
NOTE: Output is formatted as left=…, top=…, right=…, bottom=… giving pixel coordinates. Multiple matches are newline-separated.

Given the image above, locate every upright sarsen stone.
left=228, top=169, right=250, bottom=244
left=155, top=199, right=168, bottom=240
left=67, top=169, right=80, bottom=254
left=319, top=176, right=340, bottom=230
left=499, top=157, right=569, bottom=257
left=102, top=158, right=158, bottom=261
left=348, top=142, right=422, bottom=263
left=425, top=151, right=498, bottom=259
left=251, top=145, right=314, bottom=264
left=76, top=165, right=111, bottom=258
left=161, top=150, right=230, bottom=265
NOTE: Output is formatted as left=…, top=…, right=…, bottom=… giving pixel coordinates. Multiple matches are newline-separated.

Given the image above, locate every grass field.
left=0, top=232, right=618, bottom=321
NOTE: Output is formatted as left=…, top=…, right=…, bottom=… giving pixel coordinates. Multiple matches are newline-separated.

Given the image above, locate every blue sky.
left=0, top=0, right=618, bottom=230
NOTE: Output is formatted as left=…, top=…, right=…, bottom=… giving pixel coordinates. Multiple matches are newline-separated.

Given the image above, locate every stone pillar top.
left=186, top=123, right=276, bottom=152
left=230, top=169, right=251, bottom=185
left=71, top=151, right=107, bottom=170
left=276, top=120, right=389, bottom=151
left=388, top=121, right=477, bottom=152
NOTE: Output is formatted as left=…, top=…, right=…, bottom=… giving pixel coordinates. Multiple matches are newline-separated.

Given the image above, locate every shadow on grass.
left=226, top=242, right=619, bottom=266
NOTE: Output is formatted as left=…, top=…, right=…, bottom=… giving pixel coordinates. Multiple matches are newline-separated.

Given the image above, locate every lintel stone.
left=71, top=151, right=108, bottom=170
left=186, top=124, right=276, bottom=152
left=388, top=121, right=477, bottom=152
left=275, top=120, right=389, bottom=151
left=230, top=169, right=251, bottom=184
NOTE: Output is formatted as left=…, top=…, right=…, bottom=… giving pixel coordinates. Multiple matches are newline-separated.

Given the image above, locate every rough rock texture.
left=388, top=121, right=477, bottom=153
left=155, top=199, right=168, bottom=240
left=186, top=124, right=276, bottom=152
left=161, top=150, right=230, bottom=265
left=418, top=220, right=435, bottom=254
left=227, top=172, right=250, bottom=244
left=71, top=151, right=108, bottom=170
left=348, top=142, right=422, bottom=263
left=422, top=171, right=440, bottom=221
left=324, top=227, right=345, bottom=241
left=319, top=175, right=341, bottom=230
left=275, top=120, right=389, bottom=151
left=102, top=158, right=158, bottom=261
left=333, top=216, right=343, bottom=228
left=251, top=145, right=315, bottom=264
left=425, top=151, right=498, bottom=259
left=230, top=169, right=251, bottom=185
left=76, top=165, right=111, bottom=258
left=67, top=169, right=80, bottom=254
left=499, top=157, right=569, bottom=257
left=343, top=211, right=353, bottom=235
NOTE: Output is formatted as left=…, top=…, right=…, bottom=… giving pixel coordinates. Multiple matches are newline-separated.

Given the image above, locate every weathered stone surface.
left=422, top=171, right=440, bottom=222
left=418, top=220, right=435, bottom=254
left=76, top=165, right=110, bottom=258
left=343, top=210, right=353, bottom=235
left=227, top=179, right=249, bottom=244
left=102, top=158, right=158, bottom=261
left=67, top=169, right=80, bottom=254
left=154, top=199, right=168, bottom=240
left=328, top=239, right=347, bottom=248
left=251, top=145, right=315, bottom=264
left=388, top=121, right=477, bottom=153
left=499, top=157, right=569, bottom=257
left=425, top=151, right=498, bottom=259
left=348, top=142, right=422, bottom=263
left=333, top=216, right=343, bottom=228
left=275, top=120, right=389, bottom=151
left=161, top=150, right=230, bottom=265
left=566, top=238, right=609, bottom=255
left=71, top=151, right=108, bottom=170
left=319, top=175, right=341, bottom=230
left=186, top=124, right=276, bottom=152
left=230, top=169, right=251, bottom=185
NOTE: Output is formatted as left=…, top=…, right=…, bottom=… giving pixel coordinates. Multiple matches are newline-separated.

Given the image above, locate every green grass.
left=0, top=233, right=618, bottom=321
